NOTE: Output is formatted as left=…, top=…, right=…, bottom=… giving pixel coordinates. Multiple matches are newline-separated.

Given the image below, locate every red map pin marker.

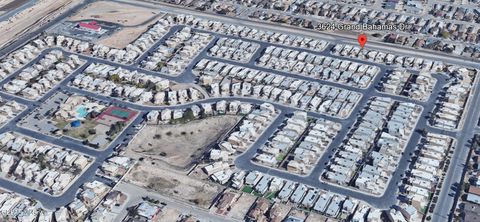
left=358, top=34, right=367, bottom=48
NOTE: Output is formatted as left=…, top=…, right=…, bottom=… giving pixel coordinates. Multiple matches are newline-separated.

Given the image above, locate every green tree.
left=109, top=74, right=121, bottom=83
left=157, top=61, right=166, bottom=69
left=88, top=129, right=96, bottom=135
left=441, top=31, right=450, bottom=39
left=183, top=109, right=195, bottom=121
left=37, top=154, right=48, bottom=169
left=107, top=121, right=126, bottom=136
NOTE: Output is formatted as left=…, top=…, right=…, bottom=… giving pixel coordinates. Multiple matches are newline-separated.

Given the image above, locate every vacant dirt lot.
left=271, top=203, right=292, bottom=221
left=125, top=162, right=223, bottom=209
left=124, top=115, right=241, bottom=209
left=228, top=193, right=257, bottom=220
left=126, top=115, right=241, bottom=170
left=289, top=209, right=308, bottom=221
left=158, top=207, right=180, bottom=222
left=69, top=1, right=162, bottom=48
left=69, top=1, right=158, bottom=26
left=305, top=212, right=329, bottom=222
left=98, top=25, right=159, bottom=49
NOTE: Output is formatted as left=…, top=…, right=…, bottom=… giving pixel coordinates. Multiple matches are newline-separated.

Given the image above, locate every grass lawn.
left=420, top=206, right=427, bottom=214
left=64, top=119, right=98, bottom=140
left=242, top=185, right=253, bottom=193
left=265, top=191, right=277, bottom=200
left=252, top=191, right=262, bottom=197
left=276, top=153, right=286, bottom=162
left=53, top=119, right=69, bottom=129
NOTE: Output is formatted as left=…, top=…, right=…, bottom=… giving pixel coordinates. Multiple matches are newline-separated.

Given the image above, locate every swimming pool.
left=76, top=106, right=88, bottom=119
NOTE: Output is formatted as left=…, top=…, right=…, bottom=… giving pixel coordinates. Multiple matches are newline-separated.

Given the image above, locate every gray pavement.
left=431, top=78, right=480, bottom=221
left=114, top=182, right=236, bottom=222
left=0, top=0, right=37, bottom=22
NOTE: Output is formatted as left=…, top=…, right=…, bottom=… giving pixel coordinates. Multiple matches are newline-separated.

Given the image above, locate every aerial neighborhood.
left=0, top=0, right=478, bottom=222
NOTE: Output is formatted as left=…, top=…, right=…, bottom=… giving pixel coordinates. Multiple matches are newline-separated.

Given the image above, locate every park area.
left=62, top=106, right=138, bottom=148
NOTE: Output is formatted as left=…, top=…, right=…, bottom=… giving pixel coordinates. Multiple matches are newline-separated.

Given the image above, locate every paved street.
left=431, top=78, right=480, bottom=221
left=0, top=0, right=38, bottom=22
left=114, top=182, right=235, bottom=222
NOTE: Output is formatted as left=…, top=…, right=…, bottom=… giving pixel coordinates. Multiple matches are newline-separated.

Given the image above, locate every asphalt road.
left=431, top=76, right=480, bottom=221
left=0, top=0, right=37, bottom=22
left=114, top=182, right=235, bottom=222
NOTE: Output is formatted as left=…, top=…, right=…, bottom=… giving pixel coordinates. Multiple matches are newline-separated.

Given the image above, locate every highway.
left=0, top=0, right=37, bottom=22
left=0, top=0, right=477, bottom=220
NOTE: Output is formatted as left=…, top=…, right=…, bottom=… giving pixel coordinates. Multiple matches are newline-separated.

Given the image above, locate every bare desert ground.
left=68, top=1, right=158, bottom=26
left=69, top=1, right=162, bottom=49
left=98, top=25, right=159, bottom=49
left=305, top=212, right=329, bottom=222
left=124, top=115, right=241, bottom=209
left=228, top=193, right=258, bottom=220
left=125, top=162, right=223, bottom=209
left=158, top=207, right=181, bottom=222
left=126, top=115, right=241, bottom=170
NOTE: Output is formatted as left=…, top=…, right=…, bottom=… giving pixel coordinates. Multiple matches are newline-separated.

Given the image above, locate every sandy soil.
left=126, top=115, right=241, bottom=170
left=125, top=163, right=223, bottom=209
left=69, top=1, right=158, bottom=26
left=0, top=0, right=80, bottom=48
left=228, top=193, right=257, bottom=220
left=305, top=212, right=329, bottom=222
left=158, top=207, right=181, bottom=222
left=97, top=25, right=158, bottom=49
left=270, top=202, right=291, bottom=221
left=69, top=1, right=162, bottom=49
left=189, top=163, right=213, bottom=181
left=288, top=209, right=308, bottom=221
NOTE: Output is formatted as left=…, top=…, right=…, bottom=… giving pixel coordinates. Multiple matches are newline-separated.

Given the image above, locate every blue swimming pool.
left=76, top=106, right=88, bottom=119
